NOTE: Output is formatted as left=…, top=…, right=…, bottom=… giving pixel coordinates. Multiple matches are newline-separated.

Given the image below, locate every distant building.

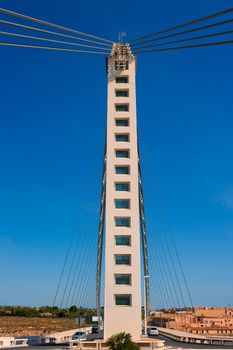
left=151, top=308, right=233, bottom=336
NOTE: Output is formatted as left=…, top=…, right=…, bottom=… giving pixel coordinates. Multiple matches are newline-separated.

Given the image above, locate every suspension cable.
left=0, top=30, right=111, bottom=51
left=150, top=270, right=164, bottom=310
left=66, top=204, right=99, bottom=308
left=0, top=42, right=109, bottom=54
left=167, top=225, right=194, bottom=309
left=157, top=234, right=185, bottom=308
left=128, top=7, right=233, bottom=43
left=155, top=237, right=178, bottom=308
left=133, top=39, right=233, bottom=54
left=65, top=150, right=104, bottom=308
left=133, top=28, right=233, bottom=50
left=53, top=232, right=77, bottom=307
left=0, top=20, right=112, bottom=47
left=137, top=132, right=194, bottom=309
left=149, top=247, right=168, bottom=308
left=149, top=245, right=172, bottom=308
left=131, top=18, right=233, bottom=48
left=53, top=137, right=105, bottom=308
left=60, top=178, right=100, bottom=308
left=0, top=7, right=114, bottom=44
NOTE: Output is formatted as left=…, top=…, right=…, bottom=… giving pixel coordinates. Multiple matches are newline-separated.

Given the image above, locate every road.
left=26, top=334, right=233, bottom=350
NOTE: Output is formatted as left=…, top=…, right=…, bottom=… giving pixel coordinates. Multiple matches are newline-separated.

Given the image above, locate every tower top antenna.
left=118, top=32, right=127, bottom=43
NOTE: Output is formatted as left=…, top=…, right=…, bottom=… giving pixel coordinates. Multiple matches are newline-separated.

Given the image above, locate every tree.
left=69, top=305, right=78, bottom=313
left=106, top=332, right=139, bottom=350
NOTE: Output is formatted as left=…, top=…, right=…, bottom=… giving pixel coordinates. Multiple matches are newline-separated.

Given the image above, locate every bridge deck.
left=157, top=327, right=233, bottom=346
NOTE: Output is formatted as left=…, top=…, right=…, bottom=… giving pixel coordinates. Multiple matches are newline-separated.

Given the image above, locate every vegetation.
left=0, top=305, right=96, bottom=318
left=106, top=332, right=140, bottom=350
left=0, top=316, right=78, bottom=336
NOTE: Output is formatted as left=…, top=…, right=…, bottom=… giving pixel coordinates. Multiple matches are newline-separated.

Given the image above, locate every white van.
left=148, top=327, right=159, bottom=336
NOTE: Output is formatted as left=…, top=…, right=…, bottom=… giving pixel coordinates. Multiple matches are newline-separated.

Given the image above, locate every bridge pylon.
left=96, top=43, right=149, bottom=340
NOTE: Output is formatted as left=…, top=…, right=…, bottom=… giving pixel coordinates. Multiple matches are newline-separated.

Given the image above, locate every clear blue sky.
left=0, top=0, right=233, bottom=308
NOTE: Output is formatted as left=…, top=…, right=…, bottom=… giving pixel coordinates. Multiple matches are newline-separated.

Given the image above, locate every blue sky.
left=0, top=0, right=233, bottom=308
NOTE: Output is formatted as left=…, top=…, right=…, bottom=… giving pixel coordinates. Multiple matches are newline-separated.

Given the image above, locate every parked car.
left=148, top=327, right=159, bottom=336
left=91, top=326, right=99, bottom=334
left=72, top=331, right=87, bottom=340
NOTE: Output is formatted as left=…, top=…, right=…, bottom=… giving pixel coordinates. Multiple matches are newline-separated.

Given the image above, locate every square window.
left=115, top=119, right=129, bottom=127
left=115, top=182, right=130, bottom=191
left=115, top=150, right=129, bottom=158
left=115, top=254, right=131, bottom=265
left=115, top=61, right=129, bottom=71
left=115, top=217, right=130, bottom=227
left=115, top=274, right=131, bottom=285
left=115, top=294, right=131, bottom=306
left=115, top=236, right=131, bottom=246
left=115, top=199, right=130, bottom=209
left=115, top=134, right=129, bottom=142
left=116, top=76, right=128, bottom=84
left=115, top=166, right=130, bottom=175
left=116, top=104, right=129, bottom=112
left=115, top=90, right=129, bottom=97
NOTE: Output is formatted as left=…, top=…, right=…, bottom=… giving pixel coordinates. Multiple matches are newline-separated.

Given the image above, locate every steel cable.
left=157, top=234, right=185, bottom=308
left=150, top=259, right=167, bottom=309
left=128, top=7, right=233, bottom=43
left=133, top=39, right=233, bottom=54
left=66, top=151, right=104, bottom=308
left=0, top=7, right=114, bottom=44
left=137, top=127, right=194, bottom=309
left=0, top=30, right=111, bottom=51
left=132, top=28, right=233, bottom=51
left=0, top=41, right=109, bottom=54
left=131, top=18, right=233, bottom=48
left=153, top=236, right=178, bottom=308
left=149, top=245, right=173, bottom=308
left=0, top=20, right=112, bottom=47
left=60, top=151, right=103, bottom=308
left=53, top=147, right=105, bottom=307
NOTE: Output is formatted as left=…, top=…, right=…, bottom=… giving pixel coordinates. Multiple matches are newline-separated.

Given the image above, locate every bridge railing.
left=157, top=327, right=233, bottom=346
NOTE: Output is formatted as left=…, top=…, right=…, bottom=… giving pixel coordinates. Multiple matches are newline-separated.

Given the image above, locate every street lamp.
left=144, top=275, right=149, bottom=336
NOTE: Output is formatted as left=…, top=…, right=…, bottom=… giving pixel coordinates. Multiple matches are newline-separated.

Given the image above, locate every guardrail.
left=157, top=327, right=233, bottom=347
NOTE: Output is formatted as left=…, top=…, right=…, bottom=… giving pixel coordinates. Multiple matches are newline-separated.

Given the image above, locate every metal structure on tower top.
left=109, top=43, right=133, bottom=70
left=110, top=43, right=133, bottom=59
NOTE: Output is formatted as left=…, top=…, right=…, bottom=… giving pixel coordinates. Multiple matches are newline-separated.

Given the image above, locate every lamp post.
left=144, top=275, right=149, bottom=336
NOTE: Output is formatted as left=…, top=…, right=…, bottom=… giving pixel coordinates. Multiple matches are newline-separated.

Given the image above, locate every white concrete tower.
left=103, top=44, right=142, bottom=339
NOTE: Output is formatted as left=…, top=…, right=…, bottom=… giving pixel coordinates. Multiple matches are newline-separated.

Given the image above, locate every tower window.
left=115, top=235, right=131, bottom=246
left=115, top=182, right=130, bottom=191
left=115, top=134, right=129, bottom=142
left=116, top=76, right=128, bottom=84
left=115, top=150, right=129, bottom=158
left=115, top=166, right=130, bottom=175
left=116, top=104, right=129, bottom=112
left=115, top=217, right=130, bottom=227
left=115, top=294, right=132, bottom=306
left=115, top=274, right=131, bottom=285
left=115, top=254, right=131, bottom=265
left=115, top=199, right=130, bottom=209
left=116, top=90, right=129, bottom=97
left=115, top=119, right=129, bottom=127
left=115, top=61, right=129, bottom=71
